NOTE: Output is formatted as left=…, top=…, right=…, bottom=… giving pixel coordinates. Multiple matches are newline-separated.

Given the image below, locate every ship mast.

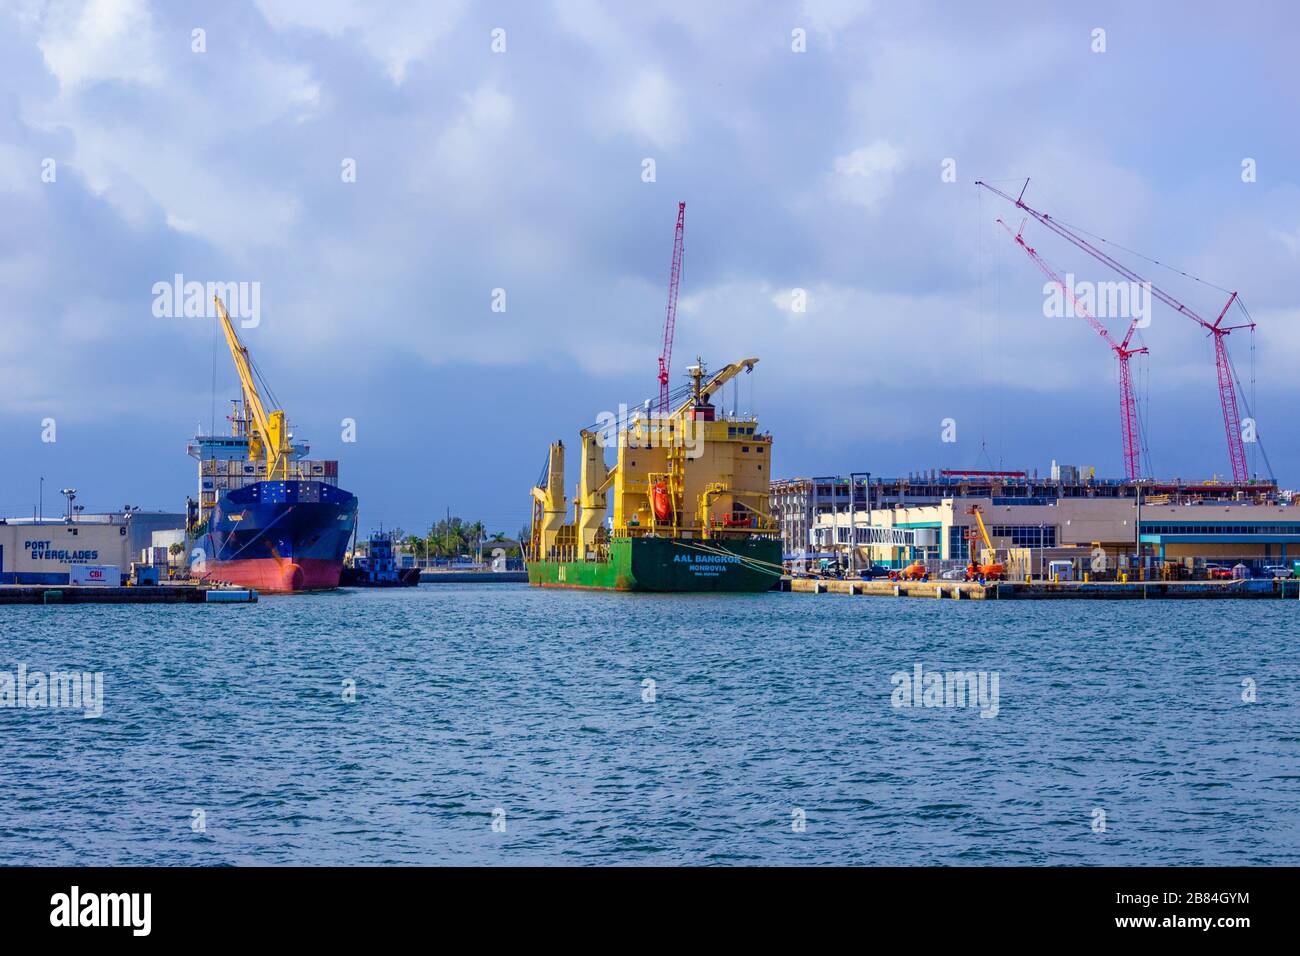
left=669, top=357, right=759, bottom=420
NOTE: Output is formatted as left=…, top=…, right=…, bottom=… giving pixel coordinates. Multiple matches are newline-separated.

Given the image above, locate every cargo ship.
left=527, top=358, right=782, bottom=592
left=186, top=297, right=357, bottom=593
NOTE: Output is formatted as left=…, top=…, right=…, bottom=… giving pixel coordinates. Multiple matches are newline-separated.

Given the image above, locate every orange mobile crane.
left=964, top=505, right=1005, bottom=581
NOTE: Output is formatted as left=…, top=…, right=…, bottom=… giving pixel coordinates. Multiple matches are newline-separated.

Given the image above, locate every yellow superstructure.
left=531, top=357, right=776, bottom=562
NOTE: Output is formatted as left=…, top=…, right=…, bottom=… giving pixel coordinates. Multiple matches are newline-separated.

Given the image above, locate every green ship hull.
left=528, top=536, right=782, bottom=592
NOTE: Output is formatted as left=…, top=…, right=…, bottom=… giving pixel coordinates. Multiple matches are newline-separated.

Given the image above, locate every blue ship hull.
left=200, top=480, right=358, bottom=592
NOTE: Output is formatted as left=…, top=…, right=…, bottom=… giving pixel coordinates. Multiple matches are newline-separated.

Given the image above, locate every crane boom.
left=214, top=295, right=291, bottom=480
left=976, top=180, right=1254, bottom=482
left=669, top=357, right=758, bottom=420
left=995, top=219, right=1147, bottom=480
left=969, top=505, right=994, bottom=553
left=657, top=202, right=686, bottom=413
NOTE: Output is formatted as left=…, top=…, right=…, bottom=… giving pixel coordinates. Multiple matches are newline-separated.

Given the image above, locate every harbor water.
left=1, top=587, right=1295, bottom=865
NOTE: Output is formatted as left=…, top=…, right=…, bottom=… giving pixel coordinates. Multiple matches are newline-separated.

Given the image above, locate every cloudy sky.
left=2, top=0, right=1297, bottom=534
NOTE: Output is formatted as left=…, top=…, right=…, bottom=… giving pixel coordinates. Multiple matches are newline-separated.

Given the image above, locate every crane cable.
left=1014, top=184, right=1237, bottom=295
left=1227, top=344, right=1275, bottom=482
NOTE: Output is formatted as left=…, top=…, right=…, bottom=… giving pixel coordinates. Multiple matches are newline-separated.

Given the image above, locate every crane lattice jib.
left=977, top=181, right=1252, bottom=483
left=996, top=219, right=1146, bottom=480
left=657, top=202, right=686, bottom=414
left=1117, top=355, right=1141, bottom=482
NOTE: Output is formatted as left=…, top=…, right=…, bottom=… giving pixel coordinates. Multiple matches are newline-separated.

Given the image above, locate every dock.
left=781, top=577, right=1300, bottom=600
left=0, top=585, right=258, bottom=605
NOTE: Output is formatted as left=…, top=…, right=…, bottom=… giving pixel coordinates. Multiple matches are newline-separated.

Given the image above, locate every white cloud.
left=829, top=141, right=903, bottom=209
left=801, top=0, right=873, bottom=39
left=552, top=0, right=627, bottom=53
left=1269, top=226, right=1300, bottom=260
left=0, top=144, right=41, bottom=195
left=16, top=5, right=321, bottom=252
left=34, top=0, right=160, bottom=91
left=429, top=85, right=515, bottom=187
left=254, top=0, right=467, bottom=85
left=613, top=70, right=683, bottom=149
left=676, top=278, right=1088, bottom=394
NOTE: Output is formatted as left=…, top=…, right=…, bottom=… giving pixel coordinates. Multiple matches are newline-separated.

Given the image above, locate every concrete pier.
left=781, top=577, right=1295, bottom=600
left=0, top=584, right=258, bottom=604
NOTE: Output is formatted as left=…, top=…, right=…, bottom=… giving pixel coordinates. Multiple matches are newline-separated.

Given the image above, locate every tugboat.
left=340, top=531, right=421, bottom=587
left=526, top=357, right=783, bottom=592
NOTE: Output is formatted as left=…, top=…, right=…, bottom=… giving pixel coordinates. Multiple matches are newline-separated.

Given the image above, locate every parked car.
left=1261, top=565, right=1294, bottom=578
left=939, top=567, right=966, bottom=581
left=859, top=565, right=891, bottom=580
left=1204, top=564, right=1234, bottom=580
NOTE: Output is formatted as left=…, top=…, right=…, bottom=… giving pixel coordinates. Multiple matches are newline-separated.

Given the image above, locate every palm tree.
left=403, top=535, right=425, bottom=561
left=466, top=520, right=485, bottom=562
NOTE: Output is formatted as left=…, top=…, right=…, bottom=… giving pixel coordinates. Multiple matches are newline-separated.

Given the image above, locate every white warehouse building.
left=0, top=511, right=185, bottom=585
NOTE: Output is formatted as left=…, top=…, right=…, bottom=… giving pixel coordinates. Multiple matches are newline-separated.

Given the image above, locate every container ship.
left=527, top=357, right=782, bottom=592
left=186, top=297, right=357, bottom=593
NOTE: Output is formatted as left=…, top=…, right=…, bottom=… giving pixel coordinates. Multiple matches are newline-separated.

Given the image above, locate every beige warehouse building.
left=0, top=511, right=185, bottom=585
left=773, top=470, right=1300, bottom=577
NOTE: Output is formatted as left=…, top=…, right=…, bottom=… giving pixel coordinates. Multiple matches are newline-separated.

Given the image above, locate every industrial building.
left=771, top=468, right=1299, bottom=578
left=0, top=510, right=185, bottom=585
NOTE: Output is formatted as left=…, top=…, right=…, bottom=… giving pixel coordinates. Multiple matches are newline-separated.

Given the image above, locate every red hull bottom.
left=202, top=557, right=344, bottom=594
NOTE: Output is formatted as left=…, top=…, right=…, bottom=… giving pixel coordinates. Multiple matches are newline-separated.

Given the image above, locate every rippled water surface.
left=1, top=586, right=1296, bottom=865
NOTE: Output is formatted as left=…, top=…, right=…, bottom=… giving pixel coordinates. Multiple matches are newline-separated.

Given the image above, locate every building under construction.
left=772, top=467, right=1296, bottom=578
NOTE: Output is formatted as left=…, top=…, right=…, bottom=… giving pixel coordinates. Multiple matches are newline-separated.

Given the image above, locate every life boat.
left=651, top=481, right=671, bottom=522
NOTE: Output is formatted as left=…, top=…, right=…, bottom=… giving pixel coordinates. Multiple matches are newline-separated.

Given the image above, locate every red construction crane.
left=995, top=218, right=1148, bottom=481
left=657, top=201, right=686, bottom=414
left=976, top=180, right=1255, bottom=484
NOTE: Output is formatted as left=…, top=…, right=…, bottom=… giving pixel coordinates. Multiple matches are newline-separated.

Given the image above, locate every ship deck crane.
left=657, top=202, right=686, bottom=414
left=995, top=218, right=1148, bottom=481
left=214, top=295, right=292, bottom=480
left=669, top=356, right=758, bottom=419
left=976, top=180, right=1255, bottom=483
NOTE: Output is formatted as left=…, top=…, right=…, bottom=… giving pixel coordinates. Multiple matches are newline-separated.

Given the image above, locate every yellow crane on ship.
left=213, top=295, right=293, bottom=481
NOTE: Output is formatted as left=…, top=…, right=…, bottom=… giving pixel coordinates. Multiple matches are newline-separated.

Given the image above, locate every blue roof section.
left=1141, top=533, right=1300, bottom=544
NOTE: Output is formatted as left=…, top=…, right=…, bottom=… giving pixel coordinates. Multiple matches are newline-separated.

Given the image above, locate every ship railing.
left=547, top=545, right=608, bottom=562
left=615, top=523, right=777, bottom=540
